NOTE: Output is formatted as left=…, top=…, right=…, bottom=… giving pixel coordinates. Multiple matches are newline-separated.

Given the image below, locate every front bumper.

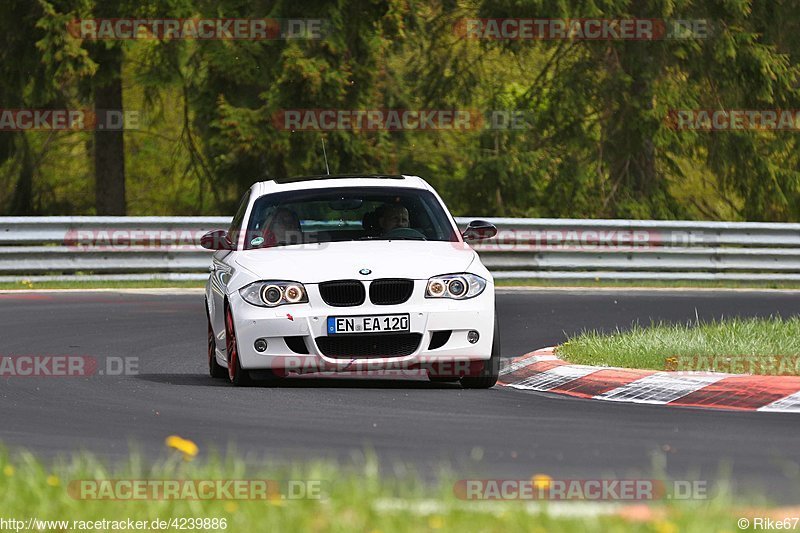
left=228, top=280, right=495, bottom=374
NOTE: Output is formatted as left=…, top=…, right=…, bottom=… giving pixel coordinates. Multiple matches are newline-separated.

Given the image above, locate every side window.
left=227, top=192, right=250, bottom=248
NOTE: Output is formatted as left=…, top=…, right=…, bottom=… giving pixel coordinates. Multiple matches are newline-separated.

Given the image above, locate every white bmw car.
left=202, top=174, right=499, bottom=388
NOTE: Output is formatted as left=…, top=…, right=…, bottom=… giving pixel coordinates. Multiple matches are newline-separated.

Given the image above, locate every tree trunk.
left=9, top=133, right=34, bottom=215
left=93, top=45, right=126, bottom=215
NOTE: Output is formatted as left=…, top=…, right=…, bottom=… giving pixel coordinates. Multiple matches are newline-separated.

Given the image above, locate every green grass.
left=0, top=280, right=205, bottom=291
left=558, top=317, right=800, bottom=374
left=495, top=278, right=800, bottom=290
left=0, top=276, right=800, bottom=290
left=0, top=446, right=774, bottom=532
left=2, top=278, right=800, bottom=291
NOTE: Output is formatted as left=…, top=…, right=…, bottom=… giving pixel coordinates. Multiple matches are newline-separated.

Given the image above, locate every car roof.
left=250, top=174, right=432, bottom=197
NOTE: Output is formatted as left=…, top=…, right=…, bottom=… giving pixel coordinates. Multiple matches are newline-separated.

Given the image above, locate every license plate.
left=327, top=314, right=410, bottom=335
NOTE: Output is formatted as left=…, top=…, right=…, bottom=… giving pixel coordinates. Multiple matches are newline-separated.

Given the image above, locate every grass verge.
left=495, top=278, right=800, bottom=290
left=0, top=446, right=775, bottom=532
left=0, top=280, right=206, bottom=291
left=558, top=317, right=800, bottom=375
left=2, top=278, right=800, bottom=291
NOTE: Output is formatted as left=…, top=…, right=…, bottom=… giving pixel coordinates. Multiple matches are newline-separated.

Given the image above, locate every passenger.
left=263, top=207, right=302, bottom=246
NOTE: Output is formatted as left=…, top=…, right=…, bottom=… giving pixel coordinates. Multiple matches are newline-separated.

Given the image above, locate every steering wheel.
left=384, top=227, right=427, bottom=240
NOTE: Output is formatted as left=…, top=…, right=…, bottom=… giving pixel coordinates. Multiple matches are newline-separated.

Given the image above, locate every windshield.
left=243, top=186, right=458, bottom=249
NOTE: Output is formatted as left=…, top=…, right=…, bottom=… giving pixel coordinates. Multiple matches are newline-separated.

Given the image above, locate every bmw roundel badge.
left=359, top=268, right=372, bottom=275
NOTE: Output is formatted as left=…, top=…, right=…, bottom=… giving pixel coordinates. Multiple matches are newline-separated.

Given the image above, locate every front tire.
left=428, top=376, right=460, bottom=383
left=207, top=304, right=227, bottom=378
left=460, top=318, right=500, bottom=389
left=225, top=304, right=252, bottom=386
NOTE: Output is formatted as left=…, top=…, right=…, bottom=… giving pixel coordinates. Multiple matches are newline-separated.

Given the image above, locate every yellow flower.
left=531, top=474, right=552, bottom=491
left=46, top=475, right=60, bottom=487
left=223, top=502, right=238, bottom=513
left=266, top=483, right=285, bottom=505
left=655, top=521, right=678, bottom=533
left=3, top=465, right=14, bottom=477
left=268, top=493, right=286, bottom=506
left=165, top=435, right=199, bottom=461
left=428, top=516, right=444, bottom=529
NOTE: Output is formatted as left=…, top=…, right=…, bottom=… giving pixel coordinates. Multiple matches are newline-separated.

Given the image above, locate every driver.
left=378, top=204, right=409, bottom=234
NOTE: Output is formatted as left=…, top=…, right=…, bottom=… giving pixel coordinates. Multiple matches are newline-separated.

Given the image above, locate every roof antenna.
left=321, top=136, right=330, bottom=175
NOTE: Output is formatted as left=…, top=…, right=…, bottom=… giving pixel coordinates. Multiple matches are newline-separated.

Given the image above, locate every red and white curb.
left=499, top=348, right=800, bottom=413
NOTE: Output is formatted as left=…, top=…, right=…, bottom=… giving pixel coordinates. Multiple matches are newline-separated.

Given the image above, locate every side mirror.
left=461, top=220, right=497, bottom=242
left=200, top=230, right=234, bottom=250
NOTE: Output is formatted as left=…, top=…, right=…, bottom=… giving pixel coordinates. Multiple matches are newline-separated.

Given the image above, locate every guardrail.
left=1, top=216, right=799, bottom=282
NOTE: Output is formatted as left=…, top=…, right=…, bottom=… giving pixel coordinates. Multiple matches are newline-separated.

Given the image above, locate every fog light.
left=254, top=338, right=268, bottom=352
left=467, top=330, right=479, bottom=344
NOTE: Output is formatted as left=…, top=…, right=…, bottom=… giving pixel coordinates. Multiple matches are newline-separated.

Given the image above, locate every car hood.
left=233, top=240, right=477, bottom=283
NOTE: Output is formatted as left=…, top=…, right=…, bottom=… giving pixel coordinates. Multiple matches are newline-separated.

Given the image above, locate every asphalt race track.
left=1, top=289, right=799, bottom=502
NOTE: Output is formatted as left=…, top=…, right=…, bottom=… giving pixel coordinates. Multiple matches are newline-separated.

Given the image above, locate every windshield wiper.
left=356, top=235, right=425, bottom=241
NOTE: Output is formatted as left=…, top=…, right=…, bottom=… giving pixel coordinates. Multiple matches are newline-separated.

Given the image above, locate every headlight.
left=425, top=274, right=486, bottom=300
left=239, top=281, right=308, bottom=307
